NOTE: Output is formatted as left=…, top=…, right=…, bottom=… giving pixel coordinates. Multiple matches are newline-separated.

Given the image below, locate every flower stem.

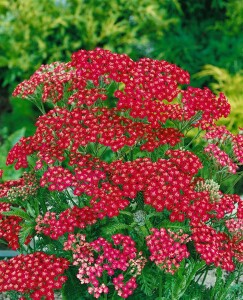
left=159, top=273, right=163, bottom=298
left=201, top=269, right=208, bottom=286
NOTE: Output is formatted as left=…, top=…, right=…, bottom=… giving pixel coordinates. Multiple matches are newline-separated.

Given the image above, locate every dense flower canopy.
left=0, top=49, right=242, bottom=299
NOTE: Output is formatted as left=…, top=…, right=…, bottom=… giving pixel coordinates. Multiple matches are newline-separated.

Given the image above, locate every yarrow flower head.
left=146, top=228, right=190, bottom=274
left=192, top=223, right=235, bottom=271
left=0, top=252, right=69, bottom=299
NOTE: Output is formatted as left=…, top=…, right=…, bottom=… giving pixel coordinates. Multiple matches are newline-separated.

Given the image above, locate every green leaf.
left=19, top=223, right=35, bottom=245
left=62, top=267, right=86, bottom=300
left=2, top=207, right=32, bottom=221
left=210, top=268, right=238, bottom=300
left=26, top=202, right=38, bottom=218
left=6, top=128, right=26, bottom=148
left=101, top=222, right=132, bottom=236
left=137, top=267, right=159, bottom=296
left=171, top=260, right=205, bottom=300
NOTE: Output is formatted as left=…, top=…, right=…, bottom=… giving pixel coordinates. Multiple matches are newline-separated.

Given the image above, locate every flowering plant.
left=0, top=48, right=242, bottom=300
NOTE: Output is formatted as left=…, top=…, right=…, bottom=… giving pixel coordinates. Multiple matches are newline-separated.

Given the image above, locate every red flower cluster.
left=40, top=166, right=75, bottom=191
left=146, top=228, right=190, bottom=274
left=110, top=152, right=214, bottom=223
left=192, top=223, right=235, bottom=271
left=12, top=49, right=229, bottom=151
left=36, top=177, right=130, bottom=239
left=165, top=149, right=203, bottom=175
left=0, top=202, right=22, bottom=250
left=231, top=237, right=243, bottom=263
left=0, top=174, right=38, bottom=249
left=12, top=62, right=75, bottom=103
left=6, top=106, right=184, bottom=171
left=64, top=233, right=145, bottom=298
left=0, top=252, right=69, bottom=299
left=233, top=132, right=243, bottom=164
left=35, top=148, right=240, bottom=240
left=212, top=193, right=238, bottom=220
left=0, top=48, right=241, bottom=297
left=226, top=218, right=243, bottom=262
left=0, top=178, right=24, bottom=198
left=182, top=87, right=230, bottom=129
left=35, top=207, right=97, bottom=240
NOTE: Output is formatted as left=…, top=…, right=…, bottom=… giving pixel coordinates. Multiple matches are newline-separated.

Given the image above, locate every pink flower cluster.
left=233, top=132, right=243, bottom=164
left=226, top=218, right=243, bottom=237
left=204, top=126, right=243, bottom=169
left=204, top=144, right=238, bottom=173
left=7, top=172, right=39, bottom=202
left=146, top=228, right=190, bottom=274
left=204, top=125, right=233, bottom=142
left=0, top=252, right=69, bottom=299
left=113, top=275, right=137, bottom=299
left=64, top=233, right=146, bottom=298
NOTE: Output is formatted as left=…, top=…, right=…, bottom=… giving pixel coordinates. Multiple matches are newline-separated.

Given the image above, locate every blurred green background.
left=0, top=0, right=242, bottom=181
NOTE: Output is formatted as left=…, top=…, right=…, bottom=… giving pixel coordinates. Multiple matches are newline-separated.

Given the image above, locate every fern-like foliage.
left=137, top=265, right=160, bottom=297
left=209, top=268, right=238, bottom=300
left=62, top=267, right=88, bottom=300
left=2, top=207, right=32, bottom=221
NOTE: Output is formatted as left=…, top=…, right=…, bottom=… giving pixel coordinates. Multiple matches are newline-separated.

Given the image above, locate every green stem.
left=65, top=189, right=78, bottom=207
left=201, top=269, right=209, bottom=286
left=147, top=212, right=163, bottom=219
left=195, top=271, right=205, bottom=284
left=235, top=263, right=242, bottom=284
left=102, top=272, right=108, bottom=300
left=226, top=172, right=243, bottom=193
left=33, top=236, right=36, bottom=252
left=185, top=129, right=202, bottom=149
left=28, top=95, right=46, bottom=114
left=159, top=273, right=163, bottom=298
left=39, top=195, right=48, bottom=214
